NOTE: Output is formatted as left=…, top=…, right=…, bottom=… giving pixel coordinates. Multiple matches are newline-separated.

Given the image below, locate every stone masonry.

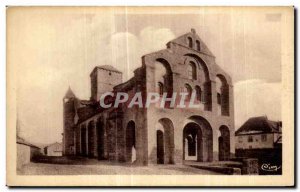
left=62, top=29, right=235, bottom=166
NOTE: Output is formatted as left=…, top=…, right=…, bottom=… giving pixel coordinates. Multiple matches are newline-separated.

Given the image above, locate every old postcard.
left=6, top=6, right=294, bottom=186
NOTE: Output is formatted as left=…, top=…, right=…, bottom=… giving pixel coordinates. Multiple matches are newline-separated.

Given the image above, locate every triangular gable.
left=167, top=28, right=215, bottom=57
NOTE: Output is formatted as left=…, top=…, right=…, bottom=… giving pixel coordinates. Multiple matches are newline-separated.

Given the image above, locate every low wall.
left=236, top=148, right=282, bottom=175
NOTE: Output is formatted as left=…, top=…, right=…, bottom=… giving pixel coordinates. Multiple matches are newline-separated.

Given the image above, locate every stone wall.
left=65, top=29, right=235, bottom=166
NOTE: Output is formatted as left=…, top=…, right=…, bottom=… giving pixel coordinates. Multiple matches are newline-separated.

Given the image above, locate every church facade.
left=62, top=29, right=235, bottom=165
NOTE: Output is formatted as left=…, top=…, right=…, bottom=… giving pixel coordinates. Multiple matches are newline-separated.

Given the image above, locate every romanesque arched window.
left=155, top=59, right=173, bottom=96
left=196, top=40, right=201, bottom=51
left=188, top=61, right=197, bottom=80
left=155, top=59, right=173, bottom=108
left=185, top=84, right=193, bottom=100
left=187, top=37, right=193, bottom=48
left=195, top=86, right=202, bottom=102
left=184, top=54, right=212, bottom=111
left=216, top=74, right=230, bottom=116
left=158, top=82, right=164, bottom=96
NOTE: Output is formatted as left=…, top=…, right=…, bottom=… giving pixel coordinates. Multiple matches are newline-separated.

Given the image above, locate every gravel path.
left=18, top=161, right=221, bottom=175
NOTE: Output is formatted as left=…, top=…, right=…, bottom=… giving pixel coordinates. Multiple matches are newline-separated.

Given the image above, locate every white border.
left=1, top=0, right=299, bottom=191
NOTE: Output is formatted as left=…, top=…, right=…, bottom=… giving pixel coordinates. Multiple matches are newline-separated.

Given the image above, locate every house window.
left=188, top=62, right=197, bottom=80
left=248, top=135, right=253, bottom=142
left=187, top=37, right=193, bottom=48
left=196, top=40, right=200, bottom=51
left=261, top=134, right=267, bottom=142
left=158, top=82, right=164, bottom=96
left=238, top=136, right=243, bottom=143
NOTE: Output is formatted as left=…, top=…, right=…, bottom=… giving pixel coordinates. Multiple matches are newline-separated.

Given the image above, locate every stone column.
left=116, top=117, right=125, bottom=162
left=212, top=128, right=220, bottom=161
left=106, top=120, right=116, bottom=161
left=85, top=123, right=88, bottom=156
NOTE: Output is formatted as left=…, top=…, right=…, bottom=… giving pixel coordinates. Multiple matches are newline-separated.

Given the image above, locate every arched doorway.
left=183, top=116, right=213, bottom=162
left=96, top=118, right=105, bottom=160
left=87, top=121, right=95, bottom=158
left=183, top=122, right=202, bottom=161
left=156, top=118, right=175, bottom=164
left=219, top=125, right=230, bottom=161
left=156, top=130, right=164, bottom=164
left=126, top=121, right=136, bottom=163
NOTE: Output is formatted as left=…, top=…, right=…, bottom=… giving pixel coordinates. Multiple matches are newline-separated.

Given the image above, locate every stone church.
left=62, top=29, right=235, bottom=165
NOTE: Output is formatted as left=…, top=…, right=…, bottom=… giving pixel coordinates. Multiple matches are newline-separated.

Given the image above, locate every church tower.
left=63, top=87, right=76, bottom=155
left=90, top=65, right=123, bottom=101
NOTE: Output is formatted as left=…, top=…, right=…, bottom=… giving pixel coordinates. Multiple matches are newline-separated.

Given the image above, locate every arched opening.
left=216, top=74, right=230, bottom=116
left=87, top=121, right=95, bottom=158
left=184, top=54, right=212, bottom=111
left=183, top=116, right=213, bottom=162
left=187, top=37, right=193, bottom=48
left=155, top=59, right=173, bottom=107
left=96, top=118, right=105, bottom=160
left=157, top=82, right=164, bottom=96
left=126, top=121, right=136, bottom=163
left=195, top=85, right=204, bottom=110
left=188, top=61, right=197, bottom=80
left=183, top=123, right=202, bottom=161
left=196, top=40, right=201, bottom=51
left=156, top=130, right=164, bottom=164
left=156, top=118, right=175, bottom=164
left=219, top=125, right=230, bottom=161
left=184, top=84, right=193, bottom=101
left=195, top=86, right=202, bottom=102
left=80, top=124, right=87, bottom=156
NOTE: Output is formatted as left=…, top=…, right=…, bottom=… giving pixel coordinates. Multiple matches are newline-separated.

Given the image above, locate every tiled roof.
left=235, top=116, right=282, bottom=135
left=17, top=136, right=40, bottom=149
left=77, top=105, right=99, bottom=123
left=98, top=65, right=122, bottom=73
left=45, top=142, right=62, bottom=148
left=90, top=65, right=122, bottom=75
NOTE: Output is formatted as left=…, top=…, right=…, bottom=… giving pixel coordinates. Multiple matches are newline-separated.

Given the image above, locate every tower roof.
left=90, top=65, right=122, bottom=76
left=64, top=86, right=76, bottom=98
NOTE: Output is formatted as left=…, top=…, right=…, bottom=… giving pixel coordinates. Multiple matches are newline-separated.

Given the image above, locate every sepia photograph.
left=6, top=6, right=294, bottom=186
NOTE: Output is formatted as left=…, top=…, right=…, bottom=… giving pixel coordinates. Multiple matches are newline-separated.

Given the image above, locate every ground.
left=17, top=157, right=222, bottom=175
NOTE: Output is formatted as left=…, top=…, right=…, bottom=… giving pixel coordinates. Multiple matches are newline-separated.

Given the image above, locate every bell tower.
left=63, top=87, right=76, bottom=155
left=90, top=65, right=123, bottom=101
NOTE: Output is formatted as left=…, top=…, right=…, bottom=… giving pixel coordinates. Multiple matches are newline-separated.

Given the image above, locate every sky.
left=8, top=7, right=283, bottom=144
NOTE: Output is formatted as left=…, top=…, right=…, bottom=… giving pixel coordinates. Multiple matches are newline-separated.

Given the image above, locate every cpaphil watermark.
left=99, top=91, right=205, bottom=109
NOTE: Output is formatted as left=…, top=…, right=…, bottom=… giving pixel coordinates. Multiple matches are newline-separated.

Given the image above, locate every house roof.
left=45, top=142, right=62, bottom=148
left=77, top=105, right=99, bottom=123
left=235, top=116, right=282, bottom=135
left=90, top=65, right=122, bottom=76
left=17, top=136, right=40, bottom=149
